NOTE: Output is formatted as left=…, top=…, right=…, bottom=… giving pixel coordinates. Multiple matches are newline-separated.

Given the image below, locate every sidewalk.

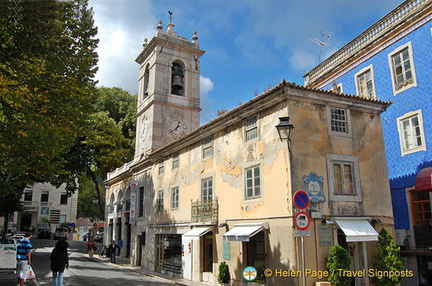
left=92, top=253, right=212, bottom=286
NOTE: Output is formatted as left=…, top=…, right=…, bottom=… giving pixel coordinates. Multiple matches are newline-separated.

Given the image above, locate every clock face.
left=168, top=117, right=186, bottom=138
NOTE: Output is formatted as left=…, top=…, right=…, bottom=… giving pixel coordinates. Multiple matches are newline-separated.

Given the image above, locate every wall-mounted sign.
left=304, top=172, right=325, bottom=203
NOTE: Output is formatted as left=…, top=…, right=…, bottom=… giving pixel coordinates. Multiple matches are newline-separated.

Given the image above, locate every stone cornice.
left=304, top=0, right=431, bottom=87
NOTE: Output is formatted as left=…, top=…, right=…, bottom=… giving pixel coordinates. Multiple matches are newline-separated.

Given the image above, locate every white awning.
left=223, top=223, right=264, bottom=242
left=182, top=227, right=212, bottom=240
left=335, top=218, right=378, bottom=242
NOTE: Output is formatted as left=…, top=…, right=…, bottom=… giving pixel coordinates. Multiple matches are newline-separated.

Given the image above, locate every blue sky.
left=88, top=0, right=403, bottom=124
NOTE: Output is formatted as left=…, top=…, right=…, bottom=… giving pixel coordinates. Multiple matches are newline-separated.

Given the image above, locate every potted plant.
left=218, top=261, right=231, bottom=285
left=372, top=228, right=405, bottom=286
left=327, top=244, right=351, bottom=286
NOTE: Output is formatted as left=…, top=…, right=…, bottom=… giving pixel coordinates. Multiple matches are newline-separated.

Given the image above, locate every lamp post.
left=92, top=196, right=99, bottom=237
left=276, top=117, right=305, bottom=286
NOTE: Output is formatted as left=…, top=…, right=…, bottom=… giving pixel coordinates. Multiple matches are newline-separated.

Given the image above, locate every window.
left=327, top=106, right=351, bottom=137
left=327, top=154, right=361, bottom=202
left=410, top=191, right=431, bottom=226
left=397, top=110, right=426, bottom=156
left=202, top=136, right=213, bottom=158
left=245, top=115, right=258, bottom=141
left=139, top=187, right=144, bottom=217
left=41, top=190, right=49, bottom=202
left=158, top=159, right=165, bottom=175
left=23, top=189, right=32, bottom=201
left=355, top=65, right=375, bottom=99
left=143, top=64, right=150, bottom=97
left=333, top=162, right=354, bottom=195
left=202, top=177, right=213, bottom=201
left=60, top=192, right=68, bottom=205
left=245, top=165, right=261, bottom=199
left=157, top=191, right=164, bottom=212
left=171, top=187, right=179, bottom=210
left=388, top=42, right=416, bottom=94
left=172, top=152, right=179, bottom=169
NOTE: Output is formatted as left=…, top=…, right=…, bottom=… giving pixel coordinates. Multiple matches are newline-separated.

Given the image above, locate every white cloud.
left=200, top=76, right=216, bottom=124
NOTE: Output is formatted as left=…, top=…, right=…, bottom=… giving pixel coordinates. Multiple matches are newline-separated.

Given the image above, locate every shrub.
left=327, top=244, right=351, bottom=286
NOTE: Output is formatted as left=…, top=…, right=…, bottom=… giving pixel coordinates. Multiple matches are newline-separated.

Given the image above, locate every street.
left=0, top=238, right=173, bottom=286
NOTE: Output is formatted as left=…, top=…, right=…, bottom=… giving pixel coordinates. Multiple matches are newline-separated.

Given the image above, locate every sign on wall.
left=303, top=172, right=325, bottom=202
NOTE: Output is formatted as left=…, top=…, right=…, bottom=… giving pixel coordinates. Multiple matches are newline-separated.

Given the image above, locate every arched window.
left=143, top=64, right=150, bottom=97
left=171, top=62, right=184, bottom=96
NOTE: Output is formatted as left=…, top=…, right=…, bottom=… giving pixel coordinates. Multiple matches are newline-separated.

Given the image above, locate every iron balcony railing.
left=191, top=199, right=218, bottom=224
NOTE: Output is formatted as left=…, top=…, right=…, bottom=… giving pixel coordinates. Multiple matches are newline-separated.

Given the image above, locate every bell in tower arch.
left=171, top=63, right=184, bottom=96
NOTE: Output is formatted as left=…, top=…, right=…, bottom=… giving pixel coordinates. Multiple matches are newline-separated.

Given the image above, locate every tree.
left=372, top=228, right=405, bottom=286
left=0, top=0, right=99, bottom=216
left=57, top=87, right=136, bottom=219
left=327, top=244, right=351, bottom=286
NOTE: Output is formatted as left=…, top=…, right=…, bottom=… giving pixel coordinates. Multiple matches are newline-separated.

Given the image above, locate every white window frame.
left=327, top=154, right=362, bottom=202
left=171, top=187, right=179, bottom=210
left=387, top=42, right=417, bottom=95
left=327, top=106, right=352, bottom=137
left=397, top=109, right=426, bottom=156
left=244, top=165, right=261, bottom=200
left=172, top=151, right=179, bottom=169
left=355, top=65, right=376, bottom=99
left=157, top=190, right=164, bottom=212
left=201, top=177, right=213, bottom=201
left=158, top=159, right=164, bottom=175
left=245, top=115, right=258, bottom=142
left=202, top=136, right=213, bottom=159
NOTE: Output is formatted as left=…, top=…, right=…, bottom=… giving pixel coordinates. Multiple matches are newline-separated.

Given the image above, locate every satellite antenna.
left=310, top=25, right=331, bottom=62
left=168, top=11, right=173, bottom=23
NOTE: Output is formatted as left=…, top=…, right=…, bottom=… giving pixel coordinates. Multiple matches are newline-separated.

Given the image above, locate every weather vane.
left=168, top=11, right=173, bottom=23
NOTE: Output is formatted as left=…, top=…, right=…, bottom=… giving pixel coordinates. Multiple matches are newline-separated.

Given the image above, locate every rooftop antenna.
left=168, top=11, right=173, bottom=23
left=310, top=25, right=331, bottom=63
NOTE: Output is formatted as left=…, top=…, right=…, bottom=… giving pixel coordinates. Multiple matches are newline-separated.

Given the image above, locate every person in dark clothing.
left=50, top=239, right=69, bottom=286
left=108, top=240, right=118, bottom=263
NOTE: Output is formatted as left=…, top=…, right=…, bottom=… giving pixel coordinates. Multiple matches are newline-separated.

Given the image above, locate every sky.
left=88, top=0, right=404, bottom=124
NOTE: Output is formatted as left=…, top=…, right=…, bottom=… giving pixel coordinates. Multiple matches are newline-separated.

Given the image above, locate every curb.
left=88, top=254, right=188, bottom=285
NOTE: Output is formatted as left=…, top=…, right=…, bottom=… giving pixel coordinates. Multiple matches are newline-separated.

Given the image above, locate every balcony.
left=191, top=199, right=218, bottom=224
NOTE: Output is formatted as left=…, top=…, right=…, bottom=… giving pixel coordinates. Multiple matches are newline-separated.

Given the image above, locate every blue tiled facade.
left=319, top=19, right=432, bottom=231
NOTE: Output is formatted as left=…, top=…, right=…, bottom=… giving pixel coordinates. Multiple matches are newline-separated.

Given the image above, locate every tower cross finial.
left=168, top=11, right=173, bottom=23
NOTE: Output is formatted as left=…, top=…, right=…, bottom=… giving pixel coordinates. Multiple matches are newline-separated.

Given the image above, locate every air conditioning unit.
left=315, top=282, right=331, bottom=286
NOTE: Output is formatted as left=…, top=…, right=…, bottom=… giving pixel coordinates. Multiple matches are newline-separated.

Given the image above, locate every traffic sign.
left=293, top=190, right=310, bottom=209
left=294, top=211, right=311, bottom=230
left=294, top=230, right=311, bottom=237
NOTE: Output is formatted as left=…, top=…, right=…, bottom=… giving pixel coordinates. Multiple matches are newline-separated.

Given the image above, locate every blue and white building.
left=304, top=0, right=432, bottom=285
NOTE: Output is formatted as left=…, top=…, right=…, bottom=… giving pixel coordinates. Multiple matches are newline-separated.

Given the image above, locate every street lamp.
left=276, top=117, right=294, bottom=153
left=92, top=196, right=99, bottom=237
left=92, top=196, right=99, bottom=204
left=276, top=117, right=305, bottom=286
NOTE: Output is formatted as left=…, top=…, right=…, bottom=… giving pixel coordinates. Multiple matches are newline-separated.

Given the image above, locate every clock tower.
left=134, top=20, right=205, bottom=158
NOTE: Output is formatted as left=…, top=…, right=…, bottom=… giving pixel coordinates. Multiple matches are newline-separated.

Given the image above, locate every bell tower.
left=134, top=20, right=205, bottom=158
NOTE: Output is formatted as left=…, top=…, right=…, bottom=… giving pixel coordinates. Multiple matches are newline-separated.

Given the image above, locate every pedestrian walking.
left=50, top=239, right=69, bottom=286
left=87, top=237, right=96, bottom=259
left=108, top=240, right=118, bottom=263
left=16, top=232, right=33, bottom=286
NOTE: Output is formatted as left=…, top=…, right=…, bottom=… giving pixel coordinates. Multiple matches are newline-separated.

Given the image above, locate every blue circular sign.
left=293, top=190, right=310, bottom=209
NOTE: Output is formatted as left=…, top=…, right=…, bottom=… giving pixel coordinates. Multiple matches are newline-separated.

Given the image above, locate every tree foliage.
left=59, top=87, right=136, bottom=219
left=327, top=244, right=351, bottom=286
left=372, top=228, right=405, bottom=286
left=0, top=0, right=99, bottom=216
